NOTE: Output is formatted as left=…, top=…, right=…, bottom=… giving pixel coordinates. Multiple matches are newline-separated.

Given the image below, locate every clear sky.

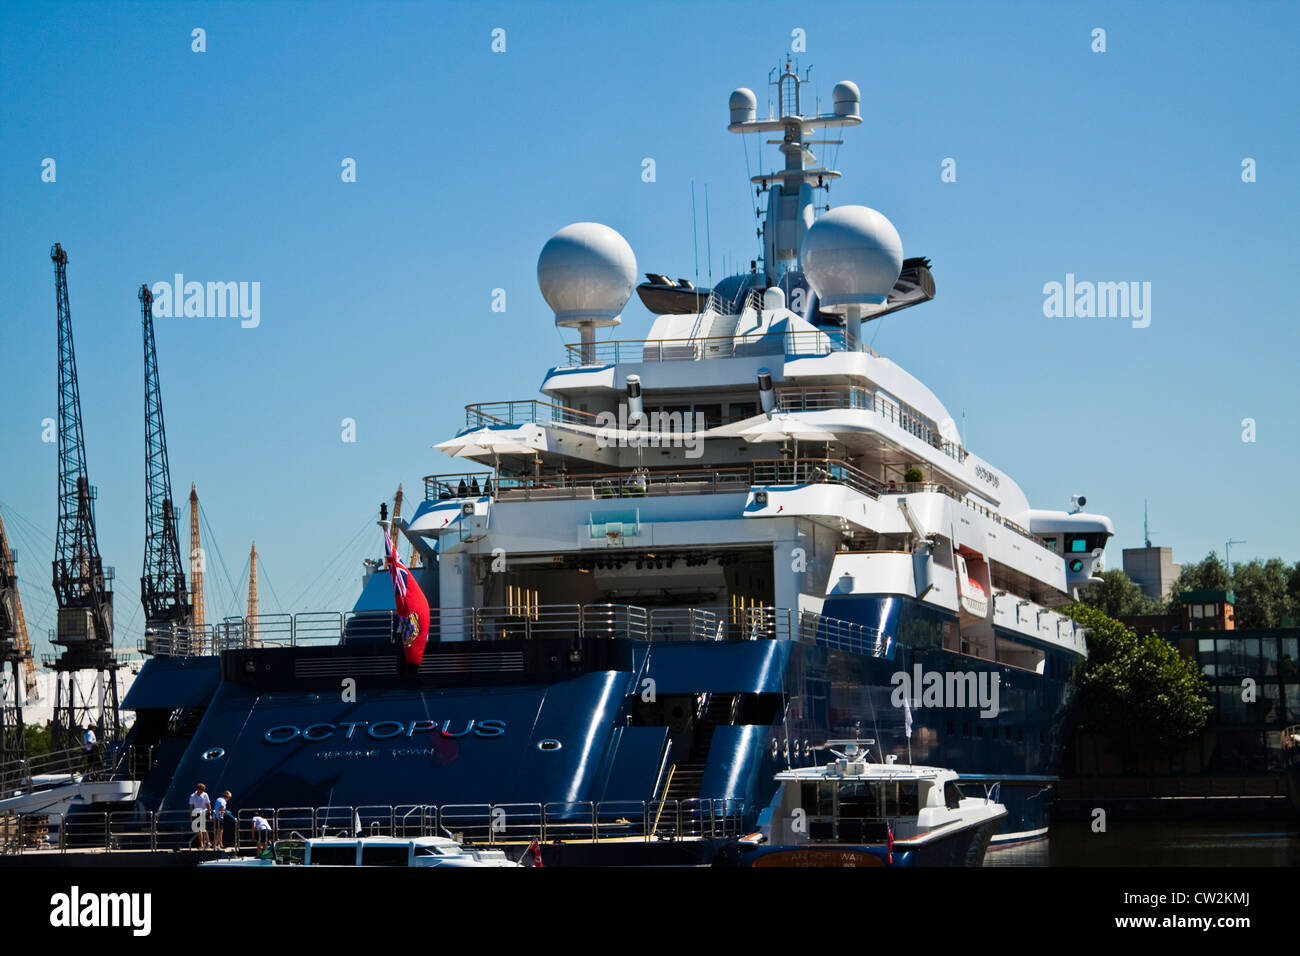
left=2, top=1, right=1297, bottom=660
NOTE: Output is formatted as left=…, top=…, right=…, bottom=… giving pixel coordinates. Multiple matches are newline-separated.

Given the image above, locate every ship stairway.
left=662, top=693, right=739, bottom=805
left=167, top=705, right=206, bottom=737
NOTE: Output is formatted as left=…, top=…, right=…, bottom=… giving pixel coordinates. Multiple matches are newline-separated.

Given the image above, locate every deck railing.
left=144, top=610, right=396, bottom=657
left=464, top=399, right=600, bottom=430
left=1, top=799, right=749, bottom=855
left=560, top=329, right=880, bottom=367
left=131, top=601, right=888, bottom=657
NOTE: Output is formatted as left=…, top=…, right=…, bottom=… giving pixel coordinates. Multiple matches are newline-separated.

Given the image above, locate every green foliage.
left=1169, top=551, right=1300, bottom=628
left=903, top=466, right=924, bottom=483
left=1079, top=569, right=1163, bottom=619
left=1169, top=551, right=1230, bottom=593
left=1064, top=604, right=1211, bottom=759
left=23, top=721, right=52, bottom=758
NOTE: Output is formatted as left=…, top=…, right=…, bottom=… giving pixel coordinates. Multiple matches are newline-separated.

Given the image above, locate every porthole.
left=537, top=739, right=563, bottom=752
left=201, top=747, right=225, bottom=761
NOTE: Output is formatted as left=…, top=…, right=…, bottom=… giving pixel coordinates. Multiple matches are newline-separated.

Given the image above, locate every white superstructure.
left=404, top=61, right=1113, bottom=673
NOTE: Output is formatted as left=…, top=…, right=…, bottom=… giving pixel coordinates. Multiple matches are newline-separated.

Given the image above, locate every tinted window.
left=308, top=844, right=358, bottom=866
left=361, top=845, right=411, bottom=867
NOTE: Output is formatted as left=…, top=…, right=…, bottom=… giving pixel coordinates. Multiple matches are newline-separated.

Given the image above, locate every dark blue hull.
left=117, top=597, right=1080, bottom=849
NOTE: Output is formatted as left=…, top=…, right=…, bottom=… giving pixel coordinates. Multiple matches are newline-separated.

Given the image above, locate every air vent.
left=419, top=651, right=525, bottom=674
left=295, top=657, right=397, bottom=679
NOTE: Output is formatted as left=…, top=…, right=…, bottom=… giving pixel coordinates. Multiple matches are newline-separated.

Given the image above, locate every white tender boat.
left=200, top=834, right=522, bottom=867
left=734, top=741, right=1006, bottom=867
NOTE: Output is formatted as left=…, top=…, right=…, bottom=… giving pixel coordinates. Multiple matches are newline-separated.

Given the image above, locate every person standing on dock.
left=214, top=790, right=233, bottom=849
left=189, top=783, right=212, bottom=849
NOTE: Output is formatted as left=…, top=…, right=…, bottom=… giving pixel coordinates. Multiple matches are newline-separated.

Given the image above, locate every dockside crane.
left=189, top=484, right=205, bottom=640
left=246, top=542, right=258, bottom=644
left=140, top=285, right=191, bottom=655
left=0, top=508, right=36, bottom=768
left=49, top=243, right=120, bottom=752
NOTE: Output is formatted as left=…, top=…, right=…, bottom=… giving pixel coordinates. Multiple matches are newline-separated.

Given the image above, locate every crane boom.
left=49, top=242, right=118, bottom=750
left=140, top=284, right=190, bottom=649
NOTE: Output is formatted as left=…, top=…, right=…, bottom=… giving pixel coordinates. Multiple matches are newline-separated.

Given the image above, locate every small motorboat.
left=730, top=740, right=1006, bottom=867
left=200, top=834, right=522, bottom=867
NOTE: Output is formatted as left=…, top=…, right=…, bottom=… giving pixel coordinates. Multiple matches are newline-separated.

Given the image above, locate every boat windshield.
left=800, top=779, right=921, bottom=819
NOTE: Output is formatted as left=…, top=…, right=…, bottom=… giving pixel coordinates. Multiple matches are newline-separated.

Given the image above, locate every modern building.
left=1122, top=545, right=1181, bottom=602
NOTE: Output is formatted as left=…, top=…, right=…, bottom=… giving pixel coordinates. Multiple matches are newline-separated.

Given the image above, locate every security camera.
left=1069, top=494, right=1086, bottom=512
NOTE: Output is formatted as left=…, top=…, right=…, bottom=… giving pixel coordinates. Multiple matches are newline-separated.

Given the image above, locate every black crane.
left=0, top=509, right=34, bottom=774
left=49, top=243, right=119, bottom=754
left=139, top=284, right=190, bottom=654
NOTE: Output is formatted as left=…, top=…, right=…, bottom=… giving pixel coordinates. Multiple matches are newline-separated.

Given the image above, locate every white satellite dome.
left=729, top=87, right=757, bottom=125
left=800, top=205, right=903, bottom=311
left=537, top=222, right=637, bottom=329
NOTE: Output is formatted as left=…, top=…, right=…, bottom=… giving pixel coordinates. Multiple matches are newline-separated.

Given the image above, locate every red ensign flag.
left=385, top=530, right=429, bottom=665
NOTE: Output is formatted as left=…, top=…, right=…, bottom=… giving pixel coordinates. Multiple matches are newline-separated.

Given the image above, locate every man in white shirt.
left=251, top=813, right=272, bottom=850
left=188, top=783, right=212, bottom=849
left=82, top=726, right=98, bottom=773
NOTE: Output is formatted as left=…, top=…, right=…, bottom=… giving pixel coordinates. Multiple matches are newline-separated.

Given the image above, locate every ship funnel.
left=538, top=222, right=637, bottom=363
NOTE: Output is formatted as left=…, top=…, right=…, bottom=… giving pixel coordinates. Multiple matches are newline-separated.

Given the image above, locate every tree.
left=23, top=721, right=52, bottom=758
left=1229, top=558, right=1292, bottom=629
left=1078, top=569, right=1163, bottom=618
left=1170, top=552, right=1300, bottom=628
left=1064, top=604, right=1211, bottom=761
left=1167, top=551, right=1230, bottom=595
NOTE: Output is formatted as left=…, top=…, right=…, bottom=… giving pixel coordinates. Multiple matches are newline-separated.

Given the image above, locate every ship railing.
left=798, top=609, right=888, bottom=657
left=2, top=799, right=751, bottom=855
left=559, top=326, right=884, bottom=368
left=751, top=457, right=889, bottom=498
left=146, top=610, right=397, bottom=656
left=646, top=607, right=719, bottom=642
left=464, top=399, right=601, bottom=430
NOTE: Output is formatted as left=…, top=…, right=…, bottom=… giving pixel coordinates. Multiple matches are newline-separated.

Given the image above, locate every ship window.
left=836, top=782, right=880, bottom=819
left=1069, top=537, right=1089, bottom=553
left=694, top=404, right=723, bottom=428
left=361, top=844, right=411, bottom=867
left=308, top=844, right=359, bottom=866
left=729, top=402, right=756, bottom=422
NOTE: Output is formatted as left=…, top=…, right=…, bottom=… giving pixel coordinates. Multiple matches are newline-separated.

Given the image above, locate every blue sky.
left=2, top=1, right=1297, bottom=659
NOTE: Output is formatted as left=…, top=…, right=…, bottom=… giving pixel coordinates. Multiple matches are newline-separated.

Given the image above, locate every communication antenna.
left=1143, top=499, right=1155, bottom=549
left=1225, top=539, right=1246, bottom=577
left=691, top=181, right=699, bottom=283
left=704, top=183, right=713, bottom=283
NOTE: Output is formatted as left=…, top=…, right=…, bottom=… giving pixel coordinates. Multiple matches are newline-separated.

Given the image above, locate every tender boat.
left=731, top=741, right=1006, bottom=867
left=200, top=834, right=522, bottom=867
